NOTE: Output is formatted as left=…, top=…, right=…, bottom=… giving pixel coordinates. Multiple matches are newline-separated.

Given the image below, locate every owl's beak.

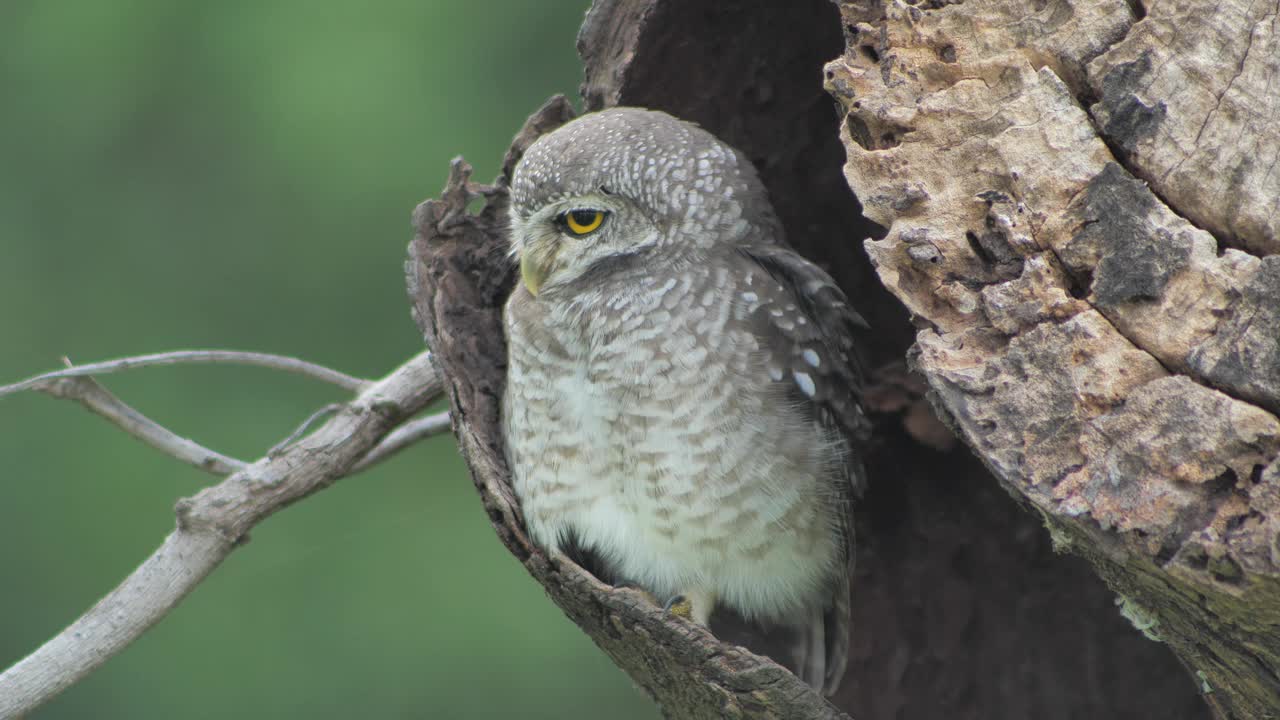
left=519, top=238, right=560, bottom=296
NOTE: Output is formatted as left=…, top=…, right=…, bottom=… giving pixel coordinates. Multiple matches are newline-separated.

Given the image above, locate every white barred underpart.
left=502, top=108, right=864, bottom=696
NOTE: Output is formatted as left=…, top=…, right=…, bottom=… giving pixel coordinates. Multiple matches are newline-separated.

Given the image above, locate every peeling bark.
left=407, top=0, right=1278, bottom=717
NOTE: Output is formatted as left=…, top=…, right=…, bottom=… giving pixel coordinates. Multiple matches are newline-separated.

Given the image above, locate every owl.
left=501, top=107, right=869, bottom=695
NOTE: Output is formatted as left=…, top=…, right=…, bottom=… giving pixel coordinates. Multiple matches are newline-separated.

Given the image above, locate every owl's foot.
left=664, top=589, right=714, bottom=626
left=616, top=584, right=713, bottom=626
left=662, top=594, right=694, bottom=621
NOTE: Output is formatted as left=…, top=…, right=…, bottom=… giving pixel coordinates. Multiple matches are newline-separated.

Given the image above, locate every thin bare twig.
left=269, top=403, right=346, bottom=456
left=41, top=375, right=246, bottom=476
left=7, top=351, right=445, bottom=480
left=0, top=351, right=442, bottom=720
left=351, top=410, right=452, bottom=473
left=0, top=350, right=371, bottom=399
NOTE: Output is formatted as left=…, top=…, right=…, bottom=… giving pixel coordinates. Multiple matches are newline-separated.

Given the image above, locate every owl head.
left=508, top=108, right=781, bottom=297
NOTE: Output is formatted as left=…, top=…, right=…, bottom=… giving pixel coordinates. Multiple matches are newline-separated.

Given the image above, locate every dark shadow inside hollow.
left=577, top=0, right=1208, bottom=717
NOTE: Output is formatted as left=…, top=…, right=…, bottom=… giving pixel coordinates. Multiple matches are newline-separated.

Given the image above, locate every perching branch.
left=0, top=350, right=442, bottom=720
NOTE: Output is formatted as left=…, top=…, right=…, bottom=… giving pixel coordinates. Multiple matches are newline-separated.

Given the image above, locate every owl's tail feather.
left=793, top=609, right=828, bottom=694
left=823, top=576, right=851, bottom=696
left=791, top=577, right=850, bottom=696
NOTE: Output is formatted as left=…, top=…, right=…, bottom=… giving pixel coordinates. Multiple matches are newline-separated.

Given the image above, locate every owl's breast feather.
left=502, top=277, right=842, bottom=620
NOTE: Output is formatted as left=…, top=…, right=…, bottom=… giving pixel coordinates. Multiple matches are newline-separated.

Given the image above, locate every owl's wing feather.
left=737, top=244, right=871, bottom=494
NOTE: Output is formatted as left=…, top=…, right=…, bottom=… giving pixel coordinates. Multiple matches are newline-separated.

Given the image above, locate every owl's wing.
left=737, top=244, right=871, bottom=495
left=738, top=244, right=868, bottom=695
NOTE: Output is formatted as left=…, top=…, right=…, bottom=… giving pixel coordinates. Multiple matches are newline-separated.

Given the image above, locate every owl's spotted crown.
left=510, top=108, right=779, bottom=242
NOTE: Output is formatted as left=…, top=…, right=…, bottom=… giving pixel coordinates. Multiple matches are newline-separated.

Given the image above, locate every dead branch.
left=41, top=371, right=247, bottom=475
left=12, top=351, right=451, bottom=481
left=352, top=410, right=452, bottom=474
left=0, top=349, right=371, bottom=398
left=0, top=351, right=441, bottom=719
left=268, top=402, right=347, bottom=456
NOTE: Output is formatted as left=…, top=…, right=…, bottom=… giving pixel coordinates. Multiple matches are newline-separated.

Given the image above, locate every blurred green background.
left=0, top=1, right=657, bottom=718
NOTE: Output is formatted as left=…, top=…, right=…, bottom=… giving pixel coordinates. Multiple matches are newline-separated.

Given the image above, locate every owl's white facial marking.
left=510, top=190, right=658, bottom=297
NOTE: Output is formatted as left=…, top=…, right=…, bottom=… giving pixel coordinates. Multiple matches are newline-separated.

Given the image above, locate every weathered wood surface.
left=826, top=0, right=1280, bottom=717
left=1089, top=0, right=1280, bottom=256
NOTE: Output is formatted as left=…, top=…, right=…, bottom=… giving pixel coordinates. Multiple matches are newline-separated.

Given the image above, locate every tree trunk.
left=408, top=0, right=1279, bottom=717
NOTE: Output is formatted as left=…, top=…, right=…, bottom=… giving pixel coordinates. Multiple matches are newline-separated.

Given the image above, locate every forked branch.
left=0, top=350, right=444, bottom=719
left=40, top=370, right=247, bottom=475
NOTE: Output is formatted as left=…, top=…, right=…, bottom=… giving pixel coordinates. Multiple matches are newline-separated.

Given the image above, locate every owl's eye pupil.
left=563, top=209, right=606, bottom=235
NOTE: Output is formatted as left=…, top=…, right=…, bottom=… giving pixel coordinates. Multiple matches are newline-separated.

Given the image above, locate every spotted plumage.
left=501, top=107, right=868, bottom=695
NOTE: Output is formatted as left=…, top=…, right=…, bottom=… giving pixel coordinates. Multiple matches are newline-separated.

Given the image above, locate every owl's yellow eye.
left=561, top=209, right=606, bottom=236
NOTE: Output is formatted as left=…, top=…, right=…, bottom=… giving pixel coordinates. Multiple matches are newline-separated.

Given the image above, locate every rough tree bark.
left=409, top=0, right=1277, bottom=718
left=826, top=0, right=1280, bottom=717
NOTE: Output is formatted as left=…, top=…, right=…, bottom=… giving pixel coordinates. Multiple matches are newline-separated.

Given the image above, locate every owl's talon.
left=663, top=594, right=694, bottom=621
